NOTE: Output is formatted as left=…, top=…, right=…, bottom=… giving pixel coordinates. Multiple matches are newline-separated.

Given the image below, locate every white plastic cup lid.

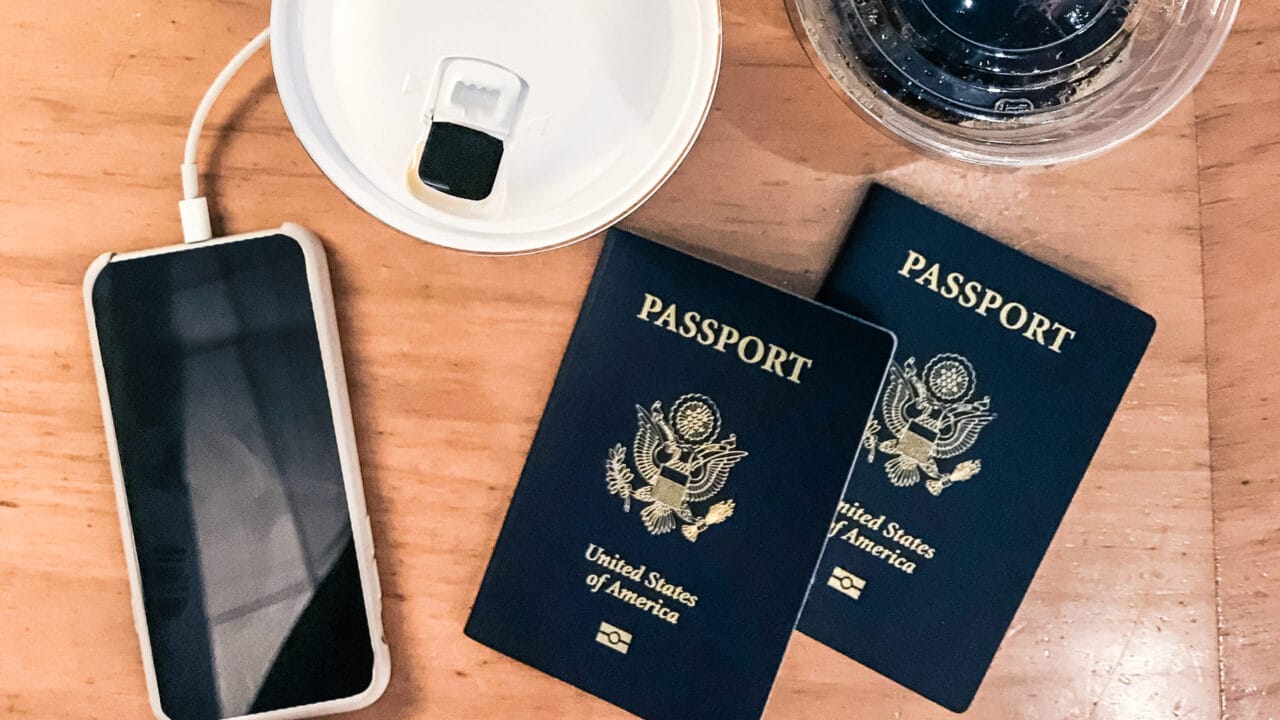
left=271, top=0, right=722, bottom=254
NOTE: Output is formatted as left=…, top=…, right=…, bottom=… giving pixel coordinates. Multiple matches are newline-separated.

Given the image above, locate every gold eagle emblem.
left=863, top=354, right=995, bottom=496
left=605, top=394, right=746, bottom=541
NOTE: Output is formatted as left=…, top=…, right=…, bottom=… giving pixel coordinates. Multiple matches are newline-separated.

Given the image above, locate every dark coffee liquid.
left=835, top=0, right=1134, bottom=122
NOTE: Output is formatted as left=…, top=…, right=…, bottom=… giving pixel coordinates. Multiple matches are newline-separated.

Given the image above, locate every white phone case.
left=83, top=223, right=391, bottom=720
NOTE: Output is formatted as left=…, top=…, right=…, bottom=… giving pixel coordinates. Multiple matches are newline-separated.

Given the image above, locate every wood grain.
left=1196, top=0, right=1280, bottom=717
left=0, top=0, right=1261, bottom=718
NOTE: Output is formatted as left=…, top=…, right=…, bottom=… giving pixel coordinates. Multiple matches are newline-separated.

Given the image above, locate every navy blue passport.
left=798, top=185, right=1156, bottom=712
left=466, top=230, right=895, bottom=720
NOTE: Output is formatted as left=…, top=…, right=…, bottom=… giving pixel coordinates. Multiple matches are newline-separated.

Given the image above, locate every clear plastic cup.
left=788, top=0, right=1238, bottom=166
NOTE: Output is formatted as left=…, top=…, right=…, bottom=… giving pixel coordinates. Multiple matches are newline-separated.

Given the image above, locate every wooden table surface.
left=0, top=1, right=1275, bottom=719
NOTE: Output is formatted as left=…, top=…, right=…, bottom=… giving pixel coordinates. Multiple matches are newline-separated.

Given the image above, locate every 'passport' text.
left=637, top=293, right=815, bottom=384
left=898, top=250, right=1078, bottom=353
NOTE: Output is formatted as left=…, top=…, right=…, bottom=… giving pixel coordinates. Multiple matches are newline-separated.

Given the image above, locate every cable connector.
left=180, top=27, right=271, bottom=244
left=179, top=197, right=213, bottom=244
left=179, top=162, right=212, bottom=242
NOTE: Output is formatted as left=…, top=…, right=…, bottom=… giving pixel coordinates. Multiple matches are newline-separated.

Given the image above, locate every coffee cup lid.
left=272, top=0, right=722, bottom=253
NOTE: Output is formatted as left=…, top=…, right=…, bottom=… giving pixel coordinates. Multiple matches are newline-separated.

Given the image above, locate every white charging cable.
left=179, top=27, right=272, bottom=244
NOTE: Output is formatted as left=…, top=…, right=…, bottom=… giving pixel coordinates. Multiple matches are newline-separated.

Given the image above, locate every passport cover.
left=465, top=229, right=895, bottom=720
left=798, top=185, right=1156, bottom=712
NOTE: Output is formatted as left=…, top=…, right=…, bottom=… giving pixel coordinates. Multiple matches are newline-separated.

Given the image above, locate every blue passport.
left=798, top=185, right=1156, bottom=711
left=466, top=230, right=895, bottom=720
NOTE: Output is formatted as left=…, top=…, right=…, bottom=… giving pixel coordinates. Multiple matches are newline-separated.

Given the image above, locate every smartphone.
left=84, top=225, right=390, bottom=720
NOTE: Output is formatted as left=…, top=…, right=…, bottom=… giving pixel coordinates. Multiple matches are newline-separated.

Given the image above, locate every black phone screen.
left=90, top=235, right=374, bottom=720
